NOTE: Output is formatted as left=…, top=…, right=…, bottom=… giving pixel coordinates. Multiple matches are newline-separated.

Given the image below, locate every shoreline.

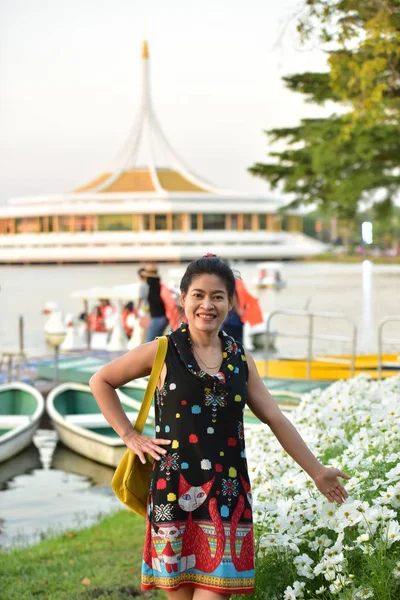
left=301, top=254, right=400, bottom=264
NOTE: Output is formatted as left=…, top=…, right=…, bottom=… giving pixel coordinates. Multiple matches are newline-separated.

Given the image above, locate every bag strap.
left=134, top=336, right=168, bottom=434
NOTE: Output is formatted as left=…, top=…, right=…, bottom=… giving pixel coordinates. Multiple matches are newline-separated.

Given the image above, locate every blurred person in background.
left=142, top=264, right=169, bottom=341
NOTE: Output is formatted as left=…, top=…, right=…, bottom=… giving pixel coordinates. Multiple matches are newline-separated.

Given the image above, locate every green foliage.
left=299, top=0, right=400, bottom=121
left=237, top=545, right=297, bottom=600
left=250, top=0, right=400, bottom=220
left=250, top=114, right=400, bottom=220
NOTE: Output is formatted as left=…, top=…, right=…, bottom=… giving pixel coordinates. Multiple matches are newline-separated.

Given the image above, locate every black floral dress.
left=141, top=324, right=255, bottom=594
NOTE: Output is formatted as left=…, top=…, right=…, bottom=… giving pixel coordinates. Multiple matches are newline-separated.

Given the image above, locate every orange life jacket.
left=235, top=278, right=263, bottom=326
left=160, top=284, right=183, bottom=330
left=89, top=313, right=106, bottom=332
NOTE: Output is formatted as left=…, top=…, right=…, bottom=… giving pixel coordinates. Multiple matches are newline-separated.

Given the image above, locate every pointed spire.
left=142, top=40, right=149, bottom=60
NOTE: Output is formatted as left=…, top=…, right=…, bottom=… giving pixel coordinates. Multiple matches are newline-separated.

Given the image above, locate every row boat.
left=46, top=382, right=154, bottom=468
left=0, top=382, right=45, bottom=463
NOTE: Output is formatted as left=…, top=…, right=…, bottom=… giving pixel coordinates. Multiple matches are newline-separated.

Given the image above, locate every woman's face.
left=180, top=273, right=232, bottom=333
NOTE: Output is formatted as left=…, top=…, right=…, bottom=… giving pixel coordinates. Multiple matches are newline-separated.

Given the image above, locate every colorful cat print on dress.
left=178, top=474, right=226, bottom=573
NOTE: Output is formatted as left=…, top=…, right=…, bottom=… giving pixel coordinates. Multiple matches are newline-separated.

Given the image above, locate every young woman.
left=90, top=255, right=349, bottom=599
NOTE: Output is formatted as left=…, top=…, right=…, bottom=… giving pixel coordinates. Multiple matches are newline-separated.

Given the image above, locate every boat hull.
left=53, top=419, right=125, bottom=468
left=0, top=420, right=41, bottom=463
left=46, top=383, right=150, bottom=468
left=0, top=383, right=45, bottom=463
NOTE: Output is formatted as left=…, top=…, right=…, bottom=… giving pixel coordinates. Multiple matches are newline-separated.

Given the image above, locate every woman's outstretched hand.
left=314, top=467, right=350, bottom=504
left=123, top=429, right=171, bottom=464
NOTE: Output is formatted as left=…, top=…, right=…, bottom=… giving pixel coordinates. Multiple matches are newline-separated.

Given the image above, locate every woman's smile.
left=196, top=312, right=217, bottom=321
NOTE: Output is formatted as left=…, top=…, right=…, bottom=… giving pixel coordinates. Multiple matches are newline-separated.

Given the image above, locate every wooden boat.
left=46, top=382, right=155, bottom=467
left=0, top=382, right=45, bottom=463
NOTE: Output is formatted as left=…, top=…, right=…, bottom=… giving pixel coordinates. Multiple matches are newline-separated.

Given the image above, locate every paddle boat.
left=0, top=382, right=45, bottom=463
left=46, top=382, right=155, bottom=467
left=252, top=262, right=287, bottom=290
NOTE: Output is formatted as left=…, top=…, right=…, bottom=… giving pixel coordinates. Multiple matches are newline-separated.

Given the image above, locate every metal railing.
left=265, top=309, right=358, bottom=379
left=377, top=316, right=400, bottom=380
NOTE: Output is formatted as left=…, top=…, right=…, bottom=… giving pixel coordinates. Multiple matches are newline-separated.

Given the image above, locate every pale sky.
left=0, top=0, right=331, bottom=205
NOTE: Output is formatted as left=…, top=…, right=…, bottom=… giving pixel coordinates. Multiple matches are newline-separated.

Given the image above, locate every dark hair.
left=180, top=255, right=236, bottom=298
left=138, top=267, right=146, bottom=276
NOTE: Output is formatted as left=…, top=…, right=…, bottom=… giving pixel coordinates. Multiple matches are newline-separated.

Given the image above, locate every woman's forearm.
left=268, top=412, right=323, bottom=480
left=89, top=376, right=135, bottom=441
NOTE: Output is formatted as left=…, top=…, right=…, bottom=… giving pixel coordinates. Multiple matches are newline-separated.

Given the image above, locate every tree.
left=298, top=0, right=400, bottom=122
left=249, top=0, right=400, bottom=220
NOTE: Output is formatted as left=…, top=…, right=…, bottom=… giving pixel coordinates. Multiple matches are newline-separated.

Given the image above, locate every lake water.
left=0, top=430, right=122, bottom=549
left=1, top=261, right=400, bottom=357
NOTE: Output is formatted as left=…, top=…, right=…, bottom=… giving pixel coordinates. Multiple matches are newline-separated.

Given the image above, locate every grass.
left=0, top=511, right=166, bottom=600
left=237, top=546, right=296, bottom=600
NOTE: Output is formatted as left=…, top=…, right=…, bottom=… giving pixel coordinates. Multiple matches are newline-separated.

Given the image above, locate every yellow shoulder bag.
left=111, top=335, right=168, bottom=517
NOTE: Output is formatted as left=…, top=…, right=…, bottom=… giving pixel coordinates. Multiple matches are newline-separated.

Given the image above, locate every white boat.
left=252, top=262, right=287, bottom=290
left=0, top=42, right=327, bottom=264
left=0, top=382, right=45, bottom=463
left=46, top=382, right=155, bottom=467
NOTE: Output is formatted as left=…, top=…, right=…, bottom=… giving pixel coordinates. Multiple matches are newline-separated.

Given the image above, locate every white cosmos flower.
left=258, top=533, right=283, bottom=548
left=355, top=533, right=369, bottom=545
left=328, top=578, right=344, bottom=593
left=360, top=544, right=375, bottom=556
left=317, top=502, right=338, bottom=530
left=283, top=581, right=305, bottom=599
left=293, top=553, right=314, bottom=578
left=367, top=477, right=385, bottom=491
left=353, top=587, right=374, bottom=599
left=281, top=533, right=302, bottom=553
left=334, top=501, right=364, bottom=530
left=308, top=534, right=333, bottom=551
left=382, top=520, right=400, bottom=546
left=377, top=484, right=400, bottom=508
left=385, top=463, right=400, bottom=483
left=280, top=470, right=308, bottom=489
left=385, top=453, right=400, bottom=463
left=314, top=552, right=346, bottom=581
left=276, top=497, right=293, bottom=518
left=393, top=561, right=400, bottom=580
left=363, top=505, right=396, bottom=533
